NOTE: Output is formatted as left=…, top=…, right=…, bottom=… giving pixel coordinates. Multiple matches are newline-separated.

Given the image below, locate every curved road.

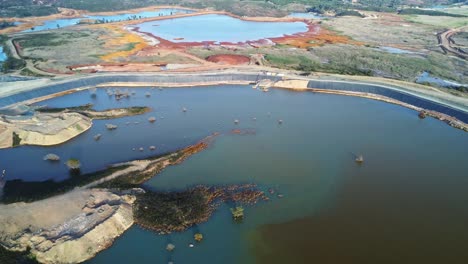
left=4, top=38, right=56, bottom=77
left=438, top=26, right=468, bottom=60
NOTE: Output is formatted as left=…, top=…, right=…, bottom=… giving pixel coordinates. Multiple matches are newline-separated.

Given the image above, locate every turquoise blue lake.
left=1, top=85, right=467, bottom=263
left=22, top=8, right=193, bottom=33
left=85, top=8, right=193, bottom=23
left=0, top=47, right=7, bottom=62
left=22, top=18, right=82, bottom=32
left=136, top=14, right=308, bottom=43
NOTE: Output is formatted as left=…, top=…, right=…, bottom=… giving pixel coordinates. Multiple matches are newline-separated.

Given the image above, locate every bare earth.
left=0, top=188, right=139, bottom=264
left=0, top=112, right=92, bottom=149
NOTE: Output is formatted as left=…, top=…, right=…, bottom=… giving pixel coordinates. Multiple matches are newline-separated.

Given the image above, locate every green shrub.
left=336, top=10, right=364, bottom=17
left=398, top=8, right=467, bottom=17
left=12, top=132, right=21, bottom=147
left=0, top=246, right=38, bottom=264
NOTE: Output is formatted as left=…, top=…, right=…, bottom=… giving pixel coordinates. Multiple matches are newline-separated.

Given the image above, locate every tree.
left=230, top=206, right=244, bottom=220
left=194, top=233, right=203, bottom=242
left=66, top=159, right=81, bottom=170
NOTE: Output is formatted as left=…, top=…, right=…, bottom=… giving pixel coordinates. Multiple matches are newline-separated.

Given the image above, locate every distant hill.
left=0, top=0, right=466, bottom=17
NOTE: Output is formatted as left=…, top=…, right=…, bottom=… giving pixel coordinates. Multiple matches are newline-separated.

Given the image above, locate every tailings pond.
left=135, top=14, right=308, bottom=43
left=1, top=85, right=467, bottom=263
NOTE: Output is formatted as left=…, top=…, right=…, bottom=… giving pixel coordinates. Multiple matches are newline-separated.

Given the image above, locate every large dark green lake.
left=1, top=85, right=467, bottom=263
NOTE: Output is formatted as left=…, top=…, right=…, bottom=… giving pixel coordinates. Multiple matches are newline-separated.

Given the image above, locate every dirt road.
left=437, top=26, right=467, bottom=60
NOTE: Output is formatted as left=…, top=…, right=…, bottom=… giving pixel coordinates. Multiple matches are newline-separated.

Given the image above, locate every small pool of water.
left=287, top=12, right=324, bottom=19
left=378, top=46, right=418, bottom=54
left=416, top=71, right=466, bottom=89
left=0, top=47, right=7, bottom=62
left=21, top=8, right=194, bottom=33
left=136, top=14, right=309, bottom=43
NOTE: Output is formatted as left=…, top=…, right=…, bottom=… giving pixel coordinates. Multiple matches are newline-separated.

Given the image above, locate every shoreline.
left=1, top=5, right=306, bottom=36
left=276, top=86, right=468, bottom=131
left=0, top=5, right=202, bottom=35
left=0, top=72, right=466, bottom=131
left=0, top=105, right=151, bottom=149
left=1, top=134, right=218, bottom=203
left=128, top=11, right=312, bottom=47
left=0, top=134, right=268, bottom=263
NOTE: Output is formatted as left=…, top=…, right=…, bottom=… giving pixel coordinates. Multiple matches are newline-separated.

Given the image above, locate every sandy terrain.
left=0, top=189, right=138, bottom=264
left=0, top=112, right=92, bottom=149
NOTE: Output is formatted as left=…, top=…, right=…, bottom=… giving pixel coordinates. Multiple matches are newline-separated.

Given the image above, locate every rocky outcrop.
left=0, top=189, right=141, bottom=264
left=0, top=112, right=92, bottom=149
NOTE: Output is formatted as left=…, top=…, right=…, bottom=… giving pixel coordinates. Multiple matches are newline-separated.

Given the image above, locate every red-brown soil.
left=206, top=54, right=250, bottom=65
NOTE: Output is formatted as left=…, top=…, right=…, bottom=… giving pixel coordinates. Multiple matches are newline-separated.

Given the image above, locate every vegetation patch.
left=0, top=2, right=58, bottom=18
left=263, top=44, right=466, bottom=83
left=336, top=10, right=364, bottom=17
left=0, top=246, right=38, bottom=264
left=37, top=104, right=151, bottom=119
left=37, top=103, right=94, bottom=113
left=19, top=68, right=49, bottom=77
left=0, top=36, right=25, bottom=73
left=1, top=55, right=25, bottom=73
left=16, top=32, right=89, bottom=49
left=12, top=28, right=111, bottom=73
left=0, top=21, right=16, bottom=30
left=398, top=8, right=467, bottom=17
left=12, top=132, right=21, bottom=147
left=134, top=184, right=268, bottom=234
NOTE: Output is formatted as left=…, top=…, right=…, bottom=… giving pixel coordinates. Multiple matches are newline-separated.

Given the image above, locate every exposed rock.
left=418, top=111, right=427, bottom=119
left=0, top=189, right=138, bottom=264
left=44, top=154, right=60, bottom=162
left=94, top=134, right=102, bottom=141
left=166, top=243, right=175, bottom=251
left=105, top=124, right=118, bottom=130
left=0, top=113, right=92, bottom=149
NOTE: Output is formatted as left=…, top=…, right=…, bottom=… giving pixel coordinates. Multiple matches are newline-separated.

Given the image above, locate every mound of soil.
left=206, top=54, right=250, bottom=65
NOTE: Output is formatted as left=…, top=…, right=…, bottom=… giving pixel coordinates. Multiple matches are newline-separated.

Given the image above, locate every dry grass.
left=323, top=13, right=439, bottom=50
left=17, top=27, right=112, bottom=73
left=98, top=24, right=149, bottom=62
left=404, top=15, right=468, bottom=28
